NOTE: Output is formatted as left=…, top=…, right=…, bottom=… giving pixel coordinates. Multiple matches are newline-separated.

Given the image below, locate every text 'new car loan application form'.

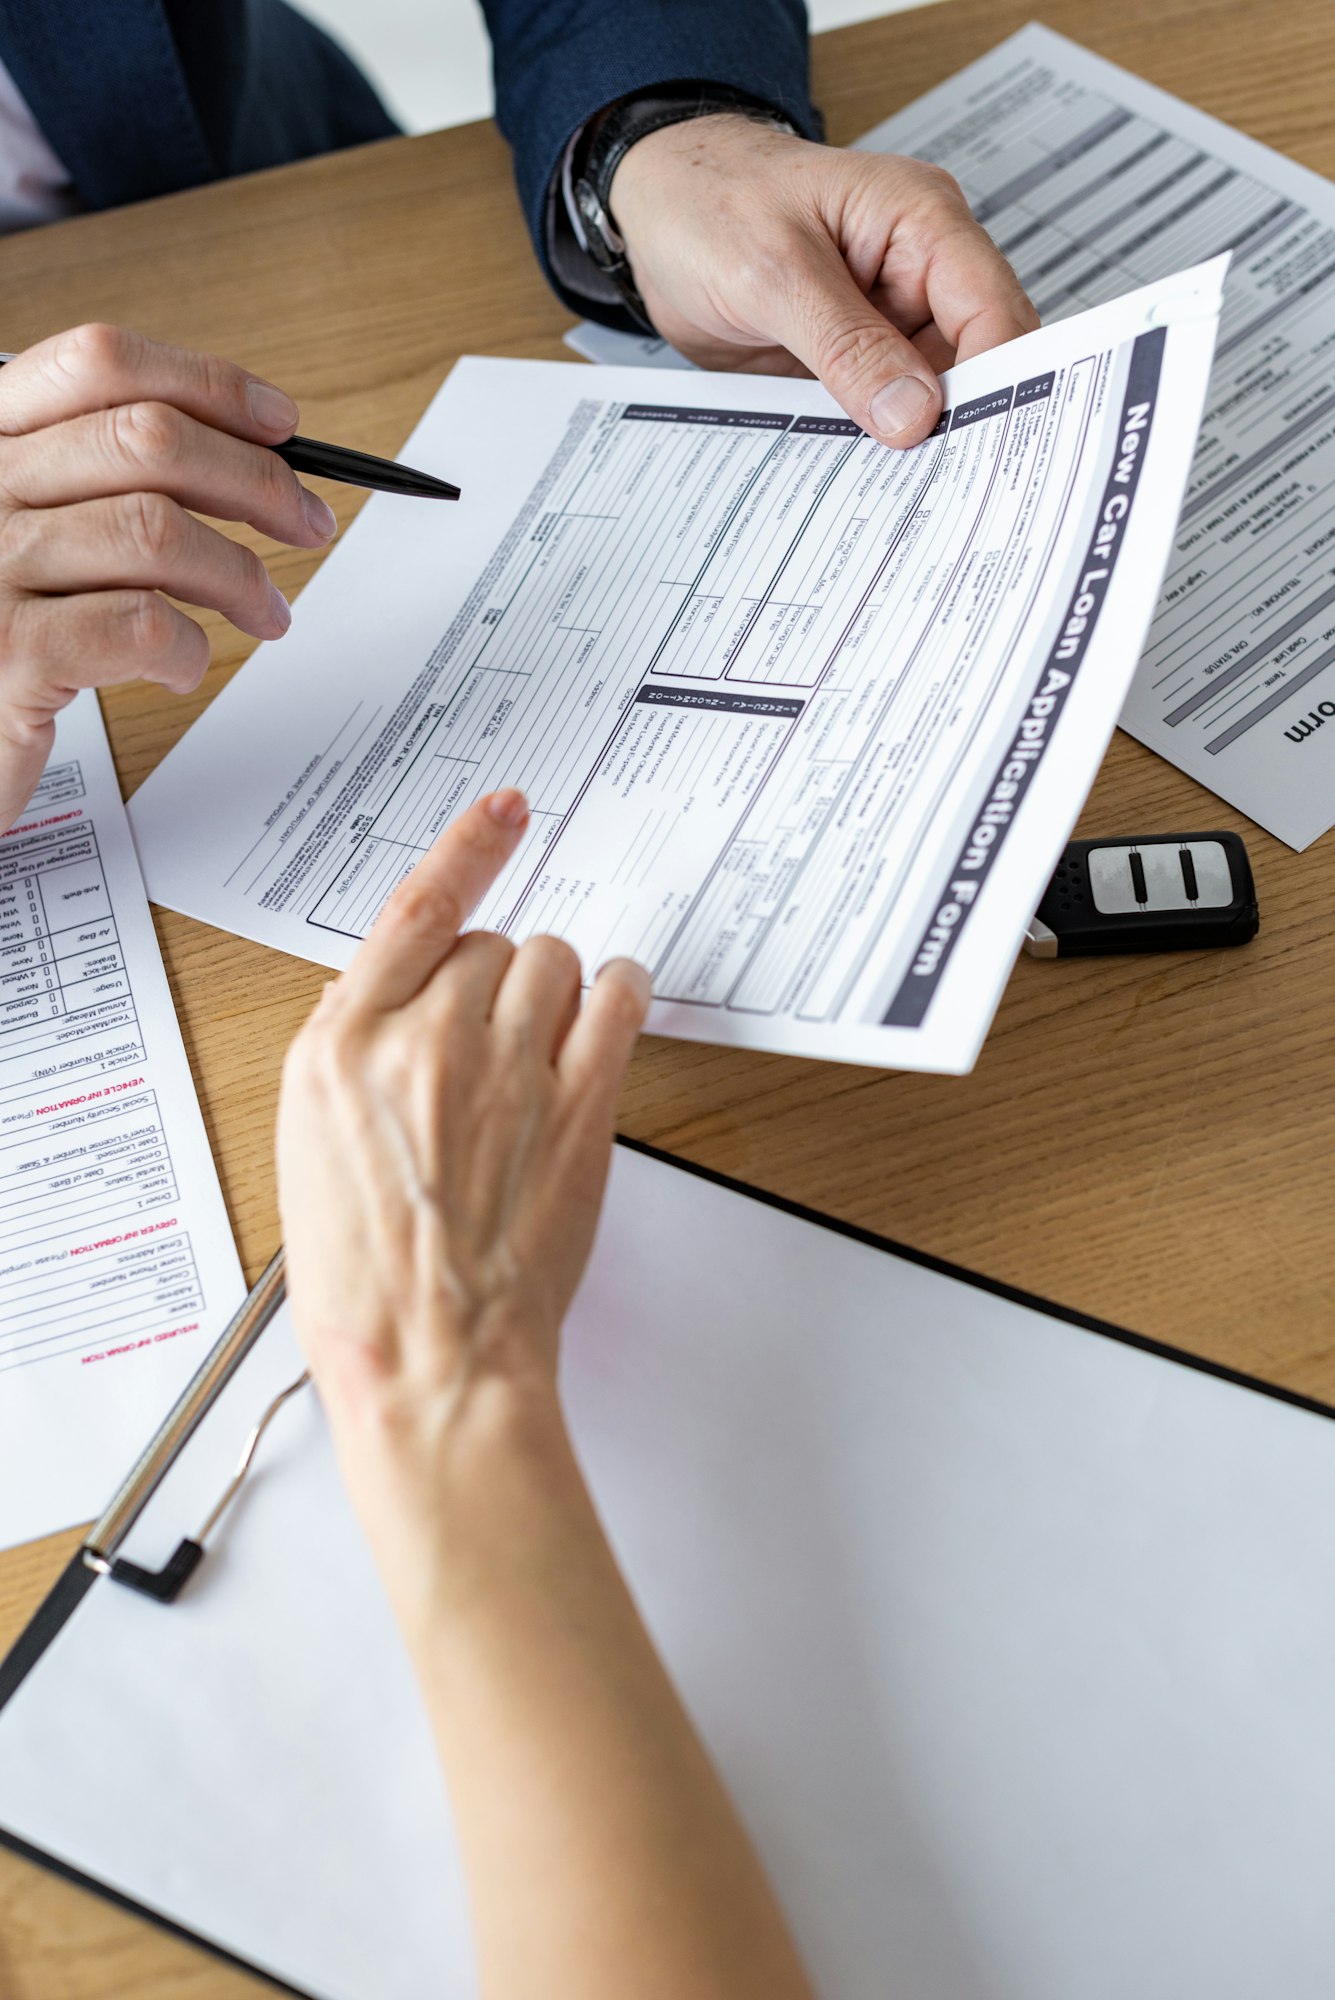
left=129, top=262, right=1224, bottom=1074
left=865, top=28, right=1335, bottom=851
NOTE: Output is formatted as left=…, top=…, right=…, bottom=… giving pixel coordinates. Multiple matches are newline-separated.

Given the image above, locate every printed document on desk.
left=575, top=28, right=1335, bottom=848
left=129, top=266, right=1223, bottom=1073
left=565, top=320, right=693, bottom=370
left=0, top=694, right=243, bottom=1549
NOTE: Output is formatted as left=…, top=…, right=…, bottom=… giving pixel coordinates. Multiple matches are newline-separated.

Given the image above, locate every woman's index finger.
left=336, top=790, right=530, bottom=1013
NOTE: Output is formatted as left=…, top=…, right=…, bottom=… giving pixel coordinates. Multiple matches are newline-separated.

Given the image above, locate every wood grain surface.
left=1, top=2, right=1332, bottom=1993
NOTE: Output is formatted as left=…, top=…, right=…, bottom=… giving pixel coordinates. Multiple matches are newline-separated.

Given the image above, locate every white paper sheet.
left=563, top=319, right=693, bottom=369
left=2, top=1142, right=1334, bottom=2000
left=574, top=26, right=1335, bottom=848
left=0, top=694, right=244, bottom=1548
left=129, top=266, right=1222, bottom=1073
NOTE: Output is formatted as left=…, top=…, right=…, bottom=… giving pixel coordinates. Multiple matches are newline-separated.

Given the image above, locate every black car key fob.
left=1024, top=832, right=1258, bottom=957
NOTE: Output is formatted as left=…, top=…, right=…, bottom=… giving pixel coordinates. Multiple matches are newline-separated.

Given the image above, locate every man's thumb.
left=782, top=249, right=943, bottom=448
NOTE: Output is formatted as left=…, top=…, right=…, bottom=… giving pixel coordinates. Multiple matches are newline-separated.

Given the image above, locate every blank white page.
left=2, top=1143, right=1333, bottom=1999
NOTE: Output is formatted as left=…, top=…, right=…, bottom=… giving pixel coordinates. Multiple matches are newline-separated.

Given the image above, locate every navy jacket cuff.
left=480, top=0, right=821, bottom=324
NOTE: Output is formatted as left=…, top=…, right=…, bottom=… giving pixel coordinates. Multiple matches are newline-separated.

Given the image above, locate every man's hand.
left=0, top=324, right=339, bottom=830
left=610, top=116, right=1038, bottom=446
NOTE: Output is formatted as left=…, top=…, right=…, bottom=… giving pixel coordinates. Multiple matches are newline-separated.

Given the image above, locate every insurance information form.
left=0, top=694, right=243, bottom=1549
left=852, top=25, right=1335, bottom=850
left=130, top=266, right=1221, bottom=1073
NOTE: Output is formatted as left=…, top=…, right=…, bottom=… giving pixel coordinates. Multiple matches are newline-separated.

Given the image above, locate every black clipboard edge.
left=2, top=1132, right=1332, bottom=2000
left=0, top=1552, right=96, bottom=1712
left=0, top=1823, right=317, bottom=2000
left=617, top=1135, right=1335, bottom=1424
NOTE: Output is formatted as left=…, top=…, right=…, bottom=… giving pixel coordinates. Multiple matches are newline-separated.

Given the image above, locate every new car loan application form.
left=130, top=265, right=1223, bottom=1073
left=573, top=28, right=1335, bottom=851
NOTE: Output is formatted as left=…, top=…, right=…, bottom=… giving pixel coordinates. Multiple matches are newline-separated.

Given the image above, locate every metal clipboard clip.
left=80, top=1250, right=308, bottom=1605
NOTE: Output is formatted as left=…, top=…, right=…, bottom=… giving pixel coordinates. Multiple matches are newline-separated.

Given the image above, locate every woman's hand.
left=0, top=323, right=338, bottom=830
left=277, top=788, right=650, bottom=1607
left=276, top=791, right=812, bottom=2000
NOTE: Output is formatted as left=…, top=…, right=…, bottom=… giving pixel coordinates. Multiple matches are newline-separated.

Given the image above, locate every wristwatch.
left=566, top=86, right=799, bottom=334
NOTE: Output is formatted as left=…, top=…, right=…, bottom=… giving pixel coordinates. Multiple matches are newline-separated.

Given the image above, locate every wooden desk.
left=1, top=0, right=1332, bottom=1991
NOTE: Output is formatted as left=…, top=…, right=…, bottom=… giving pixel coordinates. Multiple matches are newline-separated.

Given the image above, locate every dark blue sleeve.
left=478, top=0, right=822, bottom=314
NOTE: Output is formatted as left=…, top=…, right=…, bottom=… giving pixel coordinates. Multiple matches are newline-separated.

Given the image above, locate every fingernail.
left=246, top=378, right=299, bottom=436
left=268, top=583, right=292, bottom=635
left=598, top=956, right=652, bottom=1006
left=869, top=375, right=935, bottom=443
left=486, top=788, right=529, bottom=828
left=302, top=488, right=338, bottom=541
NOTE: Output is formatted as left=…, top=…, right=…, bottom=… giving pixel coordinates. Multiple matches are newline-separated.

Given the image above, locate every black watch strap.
left=569, top=86, right=798, bottom=334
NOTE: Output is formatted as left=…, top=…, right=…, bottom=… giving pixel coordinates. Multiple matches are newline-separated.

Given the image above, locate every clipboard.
left=3, top=1138, right=1334, bottom=2000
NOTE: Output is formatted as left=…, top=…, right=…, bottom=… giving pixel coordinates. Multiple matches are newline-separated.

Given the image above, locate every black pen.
left=0, top=352, right=460, bottom=502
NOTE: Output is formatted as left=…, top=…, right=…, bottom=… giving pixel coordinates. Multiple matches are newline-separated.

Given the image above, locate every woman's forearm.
left=278, top=797, right=811, bottom=2000
left=363, top=1390, right=815, bottom=2000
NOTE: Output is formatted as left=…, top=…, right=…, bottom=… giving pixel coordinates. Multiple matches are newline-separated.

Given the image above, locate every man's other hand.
left=0, top=324, right=338, bottom=830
